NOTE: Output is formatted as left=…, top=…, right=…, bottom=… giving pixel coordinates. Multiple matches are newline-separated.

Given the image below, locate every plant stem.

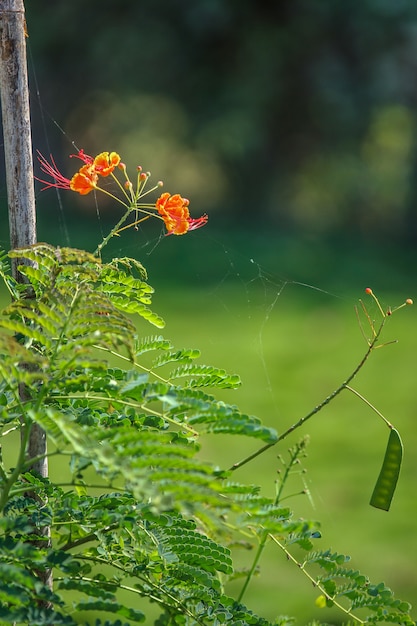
left=51, top=393, right=198, bottom=435
left=270, top=535, right=365, bottom=624
left=237, top=439, right=307, bottom=603
left=94, top=206, right=134, bottom=257
left=63, top=556, right=208, bottom=625
left=345, top=385, right=392, bottom=428
left=230, top=317, right=385, bottom=472
left=60, top=523, right=119, bottom=551
left=0, top=416, right=31, bottom=513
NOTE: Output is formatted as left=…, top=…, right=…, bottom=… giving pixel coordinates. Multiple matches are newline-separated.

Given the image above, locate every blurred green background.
left=1, top=0, right=417, bottom=622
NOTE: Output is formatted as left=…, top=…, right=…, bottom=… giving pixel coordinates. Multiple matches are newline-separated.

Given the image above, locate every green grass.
left=1, top=280, right=416, bottom=623
left=154, top=284, right=417, bottom=623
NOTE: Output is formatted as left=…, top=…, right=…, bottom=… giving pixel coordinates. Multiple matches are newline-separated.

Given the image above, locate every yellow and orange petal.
left=70, top=164, right=98, bottom=195
left=93, top=151, right=121, bottom=177
left=156, top=192, right=207, bottom=235
left=162, top=213, right=190, bottom=235
left=156, top=192, right=190, bottom=216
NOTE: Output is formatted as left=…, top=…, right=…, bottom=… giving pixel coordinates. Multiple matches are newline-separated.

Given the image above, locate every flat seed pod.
left=370, top=428, right=403, bottom=511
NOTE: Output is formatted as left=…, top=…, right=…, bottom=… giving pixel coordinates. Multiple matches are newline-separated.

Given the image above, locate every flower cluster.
left=36, top=149, right=208, bottom=239
left=37, top=150, right=120, bottom=196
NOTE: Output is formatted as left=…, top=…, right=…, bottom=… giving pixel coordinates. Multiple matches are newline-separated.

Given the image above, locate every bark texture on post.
left=0, top=0, right=47, bottom=477
left=0, top=0, right=52, bottom=605
left=0, top=0, right=36, bottom=258
left=0, top=0, right=47, bottom=479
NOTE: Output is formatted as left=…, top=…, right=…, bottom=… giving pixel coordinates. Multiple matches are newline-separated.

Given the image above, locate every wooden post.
left=0, top=0, right=51, bottom=520
left=0, top=0, right=52, bottom=605
left=0, top=0, right=36, bottom=257
left=0, top=0, right=48, bottom=479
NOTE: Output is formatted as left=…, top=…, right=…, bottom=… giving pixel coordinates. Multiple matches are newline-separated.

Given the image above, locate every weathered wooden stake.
left=0, top=0, right=53, bottom=605
left=0, top=0, right=36, bottom=254
left=0, top=3, right=52, bottom=602
left=0, top=0, right=48, bottom=478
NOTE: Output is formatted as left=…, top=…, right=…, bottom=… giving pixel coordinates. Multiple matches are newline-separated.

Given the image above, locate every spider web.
left=7, top=49, right=414, bottom=623
left=29, top=75, right=354, bottom=447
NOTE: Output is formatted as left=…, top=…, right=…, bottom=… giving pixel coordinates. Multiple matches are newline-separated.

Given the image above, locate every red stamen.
left=35, top=151, right=71, bottom=190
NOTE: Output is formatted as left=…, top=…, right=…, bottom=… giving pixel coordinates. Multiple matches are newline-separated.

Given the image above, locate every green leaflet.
left=0, top=245, right=276, bottom=446
left=81, top=365, right=276, bottom=444
left=85, top=622, right=134, bottom=626
left=0, top=242, right=413, bottom=625
left=0, top=293, right=136, bottom=383
left=134, top=334, right=173, bottom=356
left=0, top=247, right=20, bottom=299
left=0, top=246, right=11, bottom=278
left=8, top=243, right=164, bottom=327
left=370, top=428, right=403, bottom=511
left=0, top=316, right=54, bottom=350
left=169, top=362, right=241, bottom=389
left=296, top=548, right=413, bottom=624
left=158, top=387, right=278, bottom=443
left=152, top=348, right=201, bottom=368
left=8, top=243, right=99, bottom=294
left=0, top=606, right=74, bottom=625
left=151, top=517, right=233, bottom=575
left=59, top=578, right=121, bottom=601
left=75, top=600, right=145, bottom=622
left=105, top=294, right=165, bottom=328
left=0, top=560, right=72, bottom=624
left=28, top=408, right=230, bottom=513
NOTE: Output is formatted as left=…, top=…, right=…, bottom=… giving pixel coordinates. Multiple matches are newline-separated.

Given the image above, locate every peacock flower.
left=69, top=150, right=121, bottom=178
left=36, top=151, right=208, bottom=237
left=156, top=192, right=208, bottom=235
left=69, top=164, right=98, bottom=195
left=93, top=151, right=121, bottom=177
left=36, top=149, right=121, bottom=196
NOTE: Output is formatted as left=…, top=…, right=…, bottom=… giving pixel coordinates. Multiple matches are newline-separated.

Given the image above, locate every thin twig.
left=345, top=385, right=392, bottom=428
left=229, top=318, right=385, bottom=472
left=270, top=535, right=365, bottom=624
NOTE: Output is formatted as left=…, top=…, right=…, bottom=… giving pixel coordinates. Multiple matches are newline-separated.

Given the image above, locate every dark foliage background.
left=2, top=0, right=417, bottom=284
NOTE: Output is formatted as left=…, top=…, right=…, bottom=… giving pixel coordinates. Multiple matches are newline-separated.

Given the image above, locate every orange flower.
left=36, top=153, right=208, bottom=236
left=93, top=151, right=121, bottom=177
left=156, top=192, right=190, bottom=234
left=36, top=149, right=121, bottom=196
left=71, top=150, right=121, bottom=177
left=70, top=164, right=98, bottom=195
left=156, top=192, right=208, bottom=235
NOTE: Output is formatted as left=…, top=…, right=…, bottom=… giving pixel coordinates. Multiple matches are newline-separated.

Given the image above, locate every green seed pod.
left=370, top=428, right=403, bottom=511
